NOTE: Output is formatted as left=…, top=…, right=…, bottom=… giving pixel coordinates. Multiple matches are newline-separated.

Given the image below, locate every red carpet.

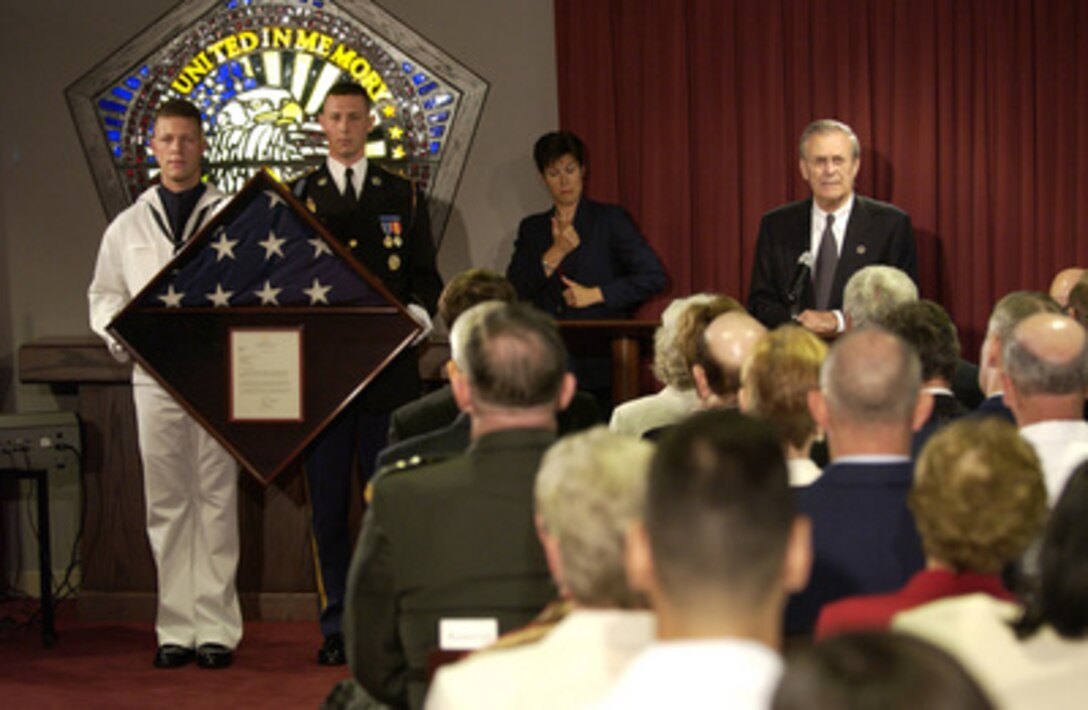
left=0, top=602, right=347, bottom=709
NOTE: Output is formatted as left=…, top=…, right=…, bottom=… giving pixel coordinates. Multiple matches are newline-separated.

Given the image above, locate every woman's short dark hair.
left=1014, top=461, right=1088, bottom=639
left=773, top=632, right=994, bottom=710
left=533, top=131, right=585, bottom=172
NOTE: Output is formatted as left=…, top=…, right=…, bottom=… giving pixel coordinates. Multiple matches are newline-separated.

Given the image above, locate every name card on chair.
left=439, top=618, right=499, bottom=651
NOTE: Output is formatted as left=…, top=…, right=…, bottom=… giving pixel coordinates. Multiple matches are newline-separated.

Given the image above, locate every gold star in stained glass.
left=392, top=145, right=406, bottom=160
left=388, top=125, right=404, bottom=140
left=381, top=104, right=397, bottom=118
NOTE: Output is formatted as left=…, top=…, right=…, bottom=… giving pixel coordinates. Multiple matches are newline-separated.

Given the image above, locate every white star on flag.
left=206, top=283, right=234, bottom=307
left=303, top=277, right=332, bottom=305
left=308, top=237, right=333, bottom=259
left=264, top=190, right=285, bottom=210
left=158, top=284, right=185, bottom=307
left=259, top=231, right=287, bottom=259
left=254, top=280, right=282, bottom=305
left=210, top=230, right=239, bottom=261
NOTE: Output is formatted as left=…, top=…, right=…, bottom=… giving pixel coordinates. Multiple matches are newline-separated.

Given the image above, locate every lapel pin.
left=371, top=175, right=382, bottom=187
left=317, top=176, right=328, bottom=187
left=856, top=245, right=867, bottom=255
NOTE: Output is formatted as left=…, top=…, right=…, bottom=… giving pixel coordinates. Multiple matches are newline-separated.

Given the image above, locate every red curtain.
left=554, top=0, right=1088, bottom=354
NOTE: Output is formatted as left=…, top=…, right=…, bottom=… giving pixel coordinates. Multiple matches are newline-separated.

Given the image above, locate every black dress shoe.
left=153, top=644, right=195, bottom=669
left=318, top=633, right=346, bottom=666
left=196, top=642, right=234, bottom=669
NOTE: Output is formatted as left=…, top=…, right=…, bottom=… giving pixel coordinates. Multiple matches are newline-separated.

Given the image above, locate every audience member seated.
left=1048, top=266, right=1084, bottom=310
left=689, top=311, right=767, bottom=409
left=815, top=418, right=1047, bottom=638
left=386, top=269, right=516, bottom=446
left=974, top=291, right=1061, bottom=422
left=345, top=302, right=571, bottom=709
left=638, top=295, right=745, bottom=439
left=425, top=428, right=655, bottom=710
left=1002, top=312, right=1088, bottom=504
left=379, top=269, right=599, bottom=468
left=894, top=462, right=1088, bottom=710
left=842, top=265, right=918, bottom=329
left=882, top=300, right=970, bottom=457
left=1067, top=274, right=1088, bottom=327
left=609, top=293, right=724, bottom=437
left=786, top=327, right=928, bottom=635
left=595, top=410, right=811, bottom=709
left=843, top=265, right=982, bottom=409
left=739, top=325, right=828, bottom=486
left=772, top=631, right=995, bottom=710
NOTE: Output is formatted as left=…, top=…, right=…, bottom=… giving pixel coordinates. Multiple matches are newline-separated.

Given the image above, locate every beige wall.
left=0, top=0, right=558, bottom=590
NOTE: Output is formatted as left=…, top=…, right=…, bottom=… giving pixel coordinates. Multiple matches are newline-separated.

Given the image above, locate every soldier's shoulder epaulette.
left=373, top=163, right=419, bottom=193
left=289, top=165, right=321, bottom=197
left=365, top=452, right=455, bottom=502
left=375, top=162, right=410, bottom=180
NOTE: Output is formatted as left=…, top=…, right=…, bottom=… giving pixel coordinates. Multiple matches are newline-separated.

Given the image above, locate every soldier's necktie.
left=344, top=167, right=357, bottom=201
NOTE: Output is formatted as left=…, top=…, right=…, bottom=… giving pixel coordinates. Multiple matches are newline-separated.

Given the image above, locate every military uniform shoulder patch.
left=367, top=453, right=453, bottom=502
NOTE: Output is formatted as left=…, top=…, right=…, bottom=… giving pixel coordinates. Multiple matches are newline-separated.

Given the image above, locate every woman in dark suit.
left=506, top=131, right=666, bottom=411
left=506, top=131, right=666, bottom=321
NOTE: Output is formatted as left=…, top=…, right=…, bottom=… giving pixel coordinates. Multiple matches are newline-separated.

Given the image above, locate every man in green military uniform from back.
left=292, top=81, right=443, bottom=666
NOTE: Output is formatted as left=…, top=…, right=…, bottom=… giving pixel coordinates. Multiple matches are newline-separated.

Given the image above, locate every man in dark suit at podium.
left=748, top=119, right=918, bottom=338
left=292, top=81, right=444, bottom=665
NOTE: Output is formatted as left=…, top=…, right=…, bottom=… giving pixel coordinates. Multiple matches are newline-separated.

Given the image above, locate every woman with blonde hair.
left=739, top=325, right=828, bottom=486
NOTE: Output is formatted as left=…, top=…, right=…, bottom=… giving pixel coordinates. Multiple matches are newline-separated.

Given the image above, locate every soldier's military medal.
left=394, top=237, right=403, bottom=248
left=379, top=215, right=403, bottom=250
left=306, top=197, right=317, bottom=213
left=388, top=254, right=401, bottom=271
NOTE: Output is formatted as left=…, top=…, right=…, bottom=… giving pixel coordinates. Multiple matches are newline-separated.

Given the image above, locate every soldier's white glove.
left=406, top=304, right=433, bottom=346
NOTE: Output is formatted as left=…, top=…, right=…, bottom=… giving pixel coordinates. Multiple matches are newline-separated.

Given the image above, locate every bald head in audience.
left=1001, top=312, right=1088, bottom=504
left=1001, top=313, right=1087, bottom=426
left=1049, top=267, right=1085, bottom=310
left=977, top=291, right=1061, bottom=397
left=691, top=311, right=767, bottom=408
left=809, top=328, right=929, bottom=459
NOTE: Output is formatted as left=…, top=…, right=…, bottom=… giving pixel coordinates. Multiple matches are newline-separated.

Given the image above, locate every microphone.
left=787, top=251, right=814, bottom=305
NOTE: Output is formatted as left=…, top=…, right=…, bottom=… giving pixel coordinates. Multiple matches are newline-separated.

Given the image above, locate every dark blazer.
left=506, top=197, right=666, bottom=320
left=786, top=460, right=925, bottom=635
left=951, top=359, right=985, bottom=410
left=377, top=413, right=468, bottom=470
left=971, top=393, right=1016, bottom=423
left=911, top=392, right=969, bottom=458
left=293, top=162, right=444, bottom=412
left=346, top=428, right=559, bottom=710
left=386, top=385, right=602, bottom=447
left=748, top=195, right=918, bottom=328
